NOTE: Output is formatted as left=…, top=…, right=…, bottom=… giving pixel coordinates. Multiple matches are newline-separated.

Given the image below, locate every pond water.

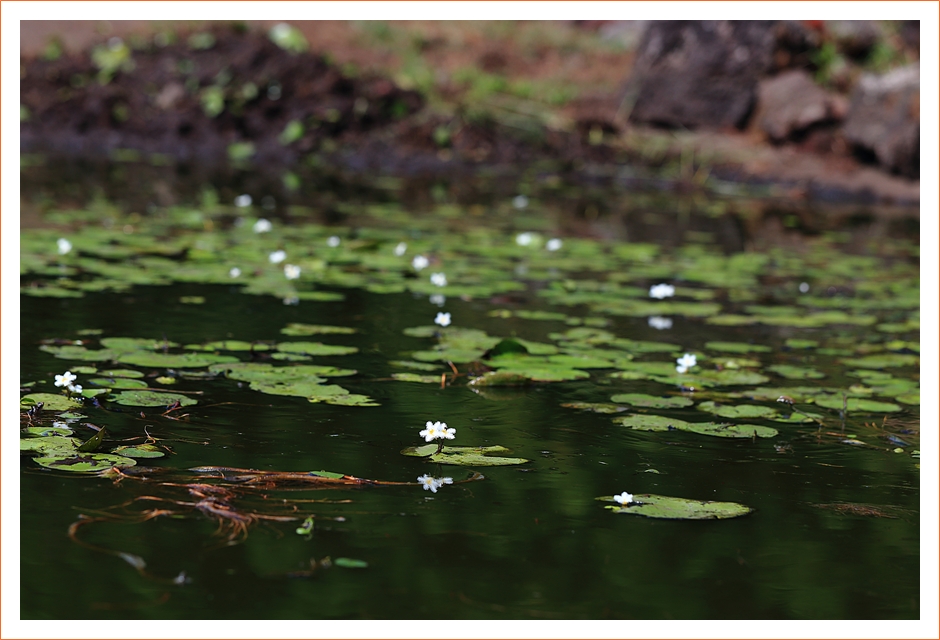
left=18, top=162, right=921, bottom=621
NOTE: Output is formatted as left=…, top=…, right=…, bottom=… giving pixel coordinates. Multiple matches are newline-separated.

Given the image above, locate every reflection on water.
left=19, top=161, right=919, bottom=619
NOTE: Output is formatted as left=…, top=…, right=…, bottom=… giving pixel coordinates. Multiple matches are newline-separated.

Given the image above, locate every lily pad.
left=20, top=393, right=83, bottom=411
left=98, top=369, right=145, bottom=378
left=280, top=323, right=356, bottom=336
left=87, top=377, right=148, bottom=389
left=107, top=390, right=198, bottom=407
left=117, top=351, right=239, bottom=368
left=766, top=365, right=825, bottom=380
left=391, top=372, right=441, bottom=384
left=610, top=393, right=693, bottom=409
left=812, top=397, right=902, bottom=413
left=696, top=401, right=779, bottom=419
left=111, top=444, right=166, bottom=459
left=33, top=453, right=137, bottom=473
left=705, top=341, right=772, bottom=354
left=276, top=342, right=359, bottom=356
left=895, top=392, right=919, bottom=405
left=598, top=494, right=753, bottom=519
left=389, top=360, right=442, bottom=372
left=20, top=435, right=82, bottom=455
left=560, top=402, right=629, bottom=414
left=334, top=558, right=369, bottom=569
left=840, top=354, right=919, bottom=369
left=185, top=340, right=273, bottom=351
left=401, top=444, right=528, bottom=466
left=614, top=415, right=777, bottom=438
left=467, top=371, right=531, bottom=387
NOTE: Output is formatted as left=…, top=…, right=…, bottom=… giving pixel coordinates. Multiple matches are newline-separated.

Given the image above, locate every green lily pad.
left=840, top=354, right=919, bottom=368
left=697, top=401, right=779, bottom=419
left=334, top=558, right=368, bottom=569
left=107, top=390, right=198, bottom=407
left=317, top=393, right=380, bottom=407
left=184, top=340, right=273, bottom=351
left=705, top=341, right=772, bottom=354
left=280, top=323, right=356, bottom=336
left=38, top=344, right=122, bottom=362
left=614, top=415, right=777, bottom=438
left=100, top=336, right=179, bottom=351
left=23, top=426, right=74, bottom=437
left=895, top=392, right=919, bottom=405
left=87, top=377, right=148, bottom=389
left=467, top=371, right=531, bottom=387
left=20, top=393, right=83, bottom=411
left=610, top=393, right=693, bottom=409
left=20, top=435, right=81, bottom=455
left=111, top=444, right=166, bottom=459
left=560, top=402, right=629, bottom=414
left=391, top=373, right=441, bottom=384
left=766, top=365, right=825, bottom=379
left=784, top=339, right=819, bottom=349
left=400, top=444, right=528, bottom=466
left=210, top=362, right=357, bottom=382
left=98, top=369, right=145, bottom=378
left=117, top=351, right=239, bottom=368
left=276, top=342, right=359, bottom=356
left=389, top=360, right=442, bottom=372
left=33, top=453, right=136, bottom=473
left=598, top=494, right=753, bottom=519
left=812, top=397, right=902, bottom=413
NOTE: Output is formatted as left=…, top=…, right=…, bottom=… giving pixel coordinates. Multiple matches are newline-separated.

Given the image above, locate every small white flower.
left=613, top=492, right=634, bottom=505
left=430, top=272, right=447, bottom=287
left=253, top=218, right=272, bottom=233
left=57, top=238, right=72, bottom=255
left=282, top=296, right=299, bottom=306
left=649, top=283, right=675, bottom=299
left=418, top=474, right=439, bottom=492
left=394, top=242, right=407, bottom=256
left=284, top=264, right=301, bottom=280
left=648, top=316, right=673, bottom=330
left=799, top=282, right=810, bottom=293
left=429, top=294, right=446, bottom=307
left=676, top=353, right=697, bottom=374
left=434, top=312, right=451, bottom=327
left=419, top=421, right=440, bottom=442
left=440, top=424, right=456, bottom=439
left=54, top=371, right=76, bottom=388
left=52, top=421, right=68, bottom=429
left=412, top=255, right=430, bottom=270
left=439, top=477, right=453, bottom=486
left=234, top=194, right=253, bottom=208
left=67, top=384, right=82, bottom=395
left=269, top=250, right=287, bottom=264
left=327, top=235, right=341, bottom=247
left=546, top=238, right=563, bottom=251
left=515, top=232, right=534, bottom=246
left=229, top=267, right=242, bottom=278
left=512, top=194, right=529, bottom=209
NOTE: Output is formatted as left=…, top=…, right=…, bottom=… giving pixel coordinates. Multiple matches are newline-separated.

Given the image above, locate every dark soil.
left=20, top=21, right=919, bottom=208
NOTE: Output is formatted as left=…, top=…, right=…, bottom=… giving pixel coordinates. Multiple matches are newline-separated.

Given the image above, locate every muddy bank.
left=20, top=21, right=919, bottom=208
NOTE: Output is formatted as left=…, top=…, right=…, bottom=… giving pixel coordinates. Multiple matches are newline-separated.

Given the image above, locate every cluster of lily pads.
left=21, top=199, right=918, bottom=517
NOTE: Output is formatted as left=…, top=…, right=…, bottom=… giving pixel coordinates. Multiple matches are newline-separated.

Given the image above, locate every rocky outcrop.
left=842, top=63, right=919, bottom=178
left=623, top=21, right=777, bottom=129
left=756, top=70, right=847, bottom=142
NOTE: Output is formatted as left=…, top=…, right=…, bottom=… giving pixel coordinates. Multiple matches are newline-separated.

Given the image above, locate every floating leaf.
left=276, top=342, right=358, bottom=356
left=389, top=360, right=442, bottom=372
left=766, top=365, right=825, bottom=380
left=391, top=373, right=441, bottom=384
left=705, top=341, right=772, bottom=354
left=560, top=402, right=629, bottom=414
left=33, top=453, right=136, bottom=473
left=610, top=394, right=693, bottom=409
left=185, top=340, right=273, bottom=351
left=467, top=371, right=531, bottom=387
left=785, top=339, right=819, bottom=349
left=20, top=435, right=81, bottom=455
left=107, top=390, right=198, bottom=407
left=280, top=323, right=356, bottom=336
left=840, top=354, right=919, bottom=369
left=111, top=444, right=166, bottom=459
left=20, top=393, right=83, bottom=411
left=23, top=426, right=73, bottom=437
left=333, top=558, right=369, bottom=569
left=598, top=494, right=753, bottom=519
left=696, top=401, right=778, bottom=419
left=895, top=392, right=919, bottom=405
left=87, top=377, right=148, bottom=389
left=812, top=397, right=902, bottom=413
left=401, top=444, right=528, bottom=466
left=614, top=415, right=777, bottom=438
left=117, top=351, right=238, bottom=368
left=100, top=336, right=178, bottom=351
left=98, top=369, right=145, bottom=379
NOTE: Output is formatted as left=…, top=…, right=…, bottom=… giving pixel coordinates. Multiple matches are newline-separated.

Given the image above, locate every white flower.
left=676, top=353, right=697, bottom=374
left=419, top=421, right=440, bottom=442
left=54, top=371, right=77, bottom=388
left=648, top=316, right=673, bottom=330
left=234, top=194, right=253, bottom=208
left=282, top=296, right=299, bottom=306
left=546, top=238, right=562, bottom=251
left=430, top=272, right=447, bottom=287
left=327, top=235, right=341, bottom=247
left=439, top=477, right=453, bottom=486
left=67, top=384, right=82, bottom=395
left=434, top=312, right=451, bottom=327
left=417, top=474, right=439, bottom=492
left=269, top=250, right=287, bottom=264
left=56, top=238, right=72, bottom=255
left=649, top=283, right=675, bottom=299
left=799, top=282, right=810, bottom=293
left=512, top=194, right=529, bottom=209
left=515, top=232, right=534, bottom=246
left=229, top=267, right=242, bottom=278
left=439, top=424, right=456, bottom=439
left=412, top=255, right=430, bottom=270
left=394, top=242, right=407, bottom=256
left=253, top=218, right=272, bottom=233
left=284, top=264, right=301, bottom=280
left=613, top=492, right=634, bottom=505
left=429, top=294, right=446, bottom=307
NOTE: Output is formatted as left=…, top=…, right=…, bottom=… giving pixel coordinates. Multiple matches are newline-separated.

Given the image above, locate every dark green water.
left=19, top=169, right=920, bottom=620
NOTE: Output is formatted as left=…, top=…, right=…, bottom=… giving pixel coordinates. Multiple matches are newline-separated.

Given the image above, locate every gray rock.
left=842, top=63, right=919, bottom=178
left=757, top=70, right=847, bottom=141
left=623, top=21, right=777, bottom=130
